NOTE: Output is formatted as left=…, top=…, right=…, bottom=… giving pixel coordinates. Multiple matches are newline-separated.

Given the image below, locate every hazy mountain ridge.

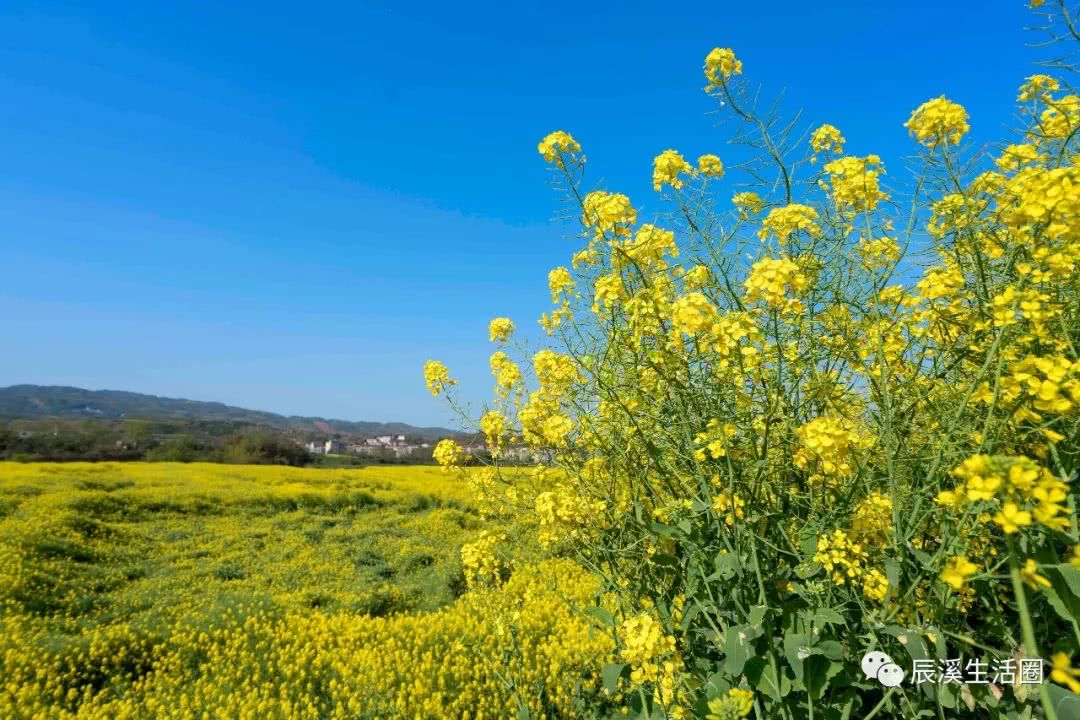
left=0, top=385, right=455, bottom=439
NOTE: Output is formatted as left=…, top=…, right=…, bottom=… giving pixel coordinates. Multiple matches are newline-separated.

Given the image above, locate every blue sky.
left=0, top=1, right=1040, bottom=427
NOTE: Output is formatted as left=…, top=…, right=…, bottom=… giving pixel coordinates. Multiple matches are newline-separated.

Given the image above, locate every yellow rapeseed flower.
left=537, top=129, right=581, bottom=166
left=423, top=360, right=455, bottom=397
left=433, top=438, right=465, bottom=468
left=810, top=124, right=845, bottom=155
left=992, top=501, right=1032, bottom=534
left=488, top=317, right=515, bottom=343
left=1021, top=558, right=1051, bottom=590
left=704, top=47, right=743, bottom=89
left=941, top=556, right=978, bottom=591
left=904, top=96, right=970, bottom=147
left=697, top=153, right=724, bottom=177
left=653, top=149, right=694, bottom=191
left=1052, top=653, right=1080, bottom=694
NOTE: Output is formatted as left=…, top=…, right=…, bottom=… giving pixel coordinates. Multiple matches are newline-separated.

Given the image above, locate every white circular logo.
left=861, top=650, right=892, bottom=680
left=861, top=651, right=905, bottom=687
left=877, top=662, right=906, bottom=687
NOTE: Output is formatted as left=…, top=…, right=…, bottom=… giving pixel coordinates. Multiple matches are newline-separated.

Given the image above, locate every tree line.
left=0, top=419, right=312, bottom=466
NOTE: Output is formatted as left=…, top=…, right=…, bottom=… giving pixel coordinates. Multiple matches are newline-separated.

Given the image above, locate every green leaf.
left=805, top=654, right=843, bottom=699
left=702, top=671, right=731, bottom=699
left=710, top=552, right=740, bottom=581
left=749, top=604, right=769, bottom=626
left=724, top=623, right=762, bottom=676
left=816, top=640, right=844, bottom=661
left=885, top=557, right=900, bottom=591
left=783, top=632, right=812, bottom=685
left=1044, top=564, right=1080, bottom=625
left=935, top=681, right=960, bottom=711
left=586, top=606, right=615, bottom=628
left=744, top=656, right=785, bottom=702
left=650, top=522, right=677, bottom=536
left=1047, top=682, right=1080, bottom=720
left=885, top=628, right=943, bottom=705
left=812, top=608, right=845, bottom=627
left=680, top=601, right=701, bottom=632
left=602, top=663, right=627, bottom=695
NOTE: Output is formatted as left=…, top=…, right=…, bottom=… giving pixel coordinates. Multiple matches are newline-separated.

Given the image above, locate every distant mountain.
left=0, top=385, right=456, bottom=439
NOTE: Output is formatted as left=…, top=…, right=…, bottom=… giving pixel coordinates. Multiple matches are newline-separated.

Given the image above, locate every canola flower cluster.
left=651, top=150, right=725, bottom=192
left=813, top=529, right=889, bottom=603
left=822, top=154, right=888, bottom=212
left=742, top=256, right=809, bottom=310
left=849, top=491, right=893, bottom=544
left=903, top=95, right=970, bottom=147
left=488, top=316, right=515, bottom=343
left=703, top=47, right=742, bottom=89
left=534, top=484, right=608, bottom=549
left=423, top=359, right=455, bottom=397
left=758, top=203, right=820, bottom=242
left=617, top=612, right=684, bottom=715
left=433, top=437, right=466, bottom=468
left=937, top=454, right=1071, bottom=535
left=693, top=419, right=738, bottom=461
left=460, top=530, right=508, bottom=587
left=489, top=350, right=522, bottom=397
left=809, top=123, right=845, bottom=156
left=705, top=689, right=754, bottom=720
left=731, top=191, right=764, bottom=218
left=710, top=488, right=747, bottom=528
left=653, top=149, right=694, bottom=192
left=537, top=129, right=582, bottom=167
left=792, top=416, right=875, bottom=487
left=582, top=190, right=637, bottom=240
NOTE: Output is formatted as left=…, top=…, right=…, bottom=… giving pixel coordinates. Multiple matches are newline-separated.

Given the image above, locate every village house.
left=305, top=439, right=346, bottom=455
left=350, top=434, right=420, bottom=457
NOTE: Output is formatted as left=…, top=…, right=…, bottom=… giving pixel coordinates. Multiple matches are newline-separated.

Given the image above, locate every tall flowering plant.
left=428, top=6, right=1080, bottom=718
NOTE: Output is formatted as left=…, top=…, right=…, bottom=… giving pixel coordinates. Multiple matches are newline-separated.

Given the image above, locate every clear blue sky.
left=0, top=1, right=1039, bottom=427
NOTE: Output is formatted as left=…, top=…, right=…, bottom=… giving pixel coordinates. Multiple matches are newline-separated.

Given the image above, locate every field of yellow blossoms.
left=0, top=462, right=617, bottom=719
left=12, top=5, right=1080, bottom=720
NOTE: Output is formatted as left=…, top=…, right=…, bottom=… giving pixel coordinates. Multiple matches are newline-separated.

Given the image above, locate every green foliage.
left=218, top=428, right=311, bottom=466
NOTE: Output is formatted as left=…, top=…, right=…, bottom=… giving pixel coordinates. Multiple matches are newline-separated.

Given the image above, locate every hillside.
left=0, top=385, right=454, bottom=439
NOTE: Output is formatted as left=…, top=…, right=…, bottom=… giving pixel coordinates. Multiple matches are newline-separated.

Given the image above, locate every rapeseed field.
left=0, top=462, right=614, bottom=719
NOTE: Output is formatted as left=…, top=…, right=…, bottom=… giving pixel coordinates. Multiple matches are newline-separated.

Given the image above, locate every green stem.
left=861, top=687, right=897, bottom=720
left=1008, top=541, right=1058, bottom=720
